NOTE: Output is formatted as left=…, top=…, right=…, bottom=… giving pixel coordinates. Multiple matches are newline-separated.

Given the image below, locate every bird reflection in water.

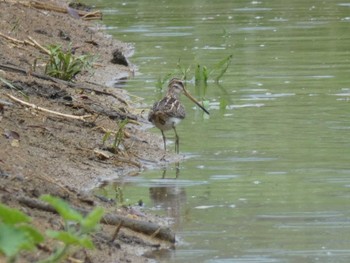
left=149, top=162, right=187, bottom=228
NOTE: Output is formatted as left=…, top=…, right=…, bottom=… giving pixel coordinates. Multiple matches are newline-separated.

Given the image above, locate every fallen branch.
left=86, top=81, right=130, bottom=106
left=101, top=213, right=175, bottom=243
left=0, top=63, right=134, bottom=111
left=18, top=196, right=175, bottom=243
left=0, top=63, right=67, bottom=85
left=33, top=1, right=102, bottom=20
left=5, top=93, right=93, bottom=121
left=7, top=0, right=103, bottom=20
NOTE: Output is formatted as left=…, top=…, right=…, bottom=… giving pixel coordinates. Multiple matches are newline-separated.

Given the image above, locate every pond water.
left=86, top=0, right=350, bottom=262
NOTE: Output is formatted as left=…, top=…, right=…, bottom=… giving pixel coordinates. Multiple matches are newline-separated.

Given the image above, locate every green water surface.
left=87, top=0, right=350, bottom=262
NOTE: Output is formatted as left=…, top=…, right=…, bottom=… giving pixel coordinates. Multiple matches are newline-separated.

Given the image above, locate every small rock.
left=111, top=49, right=129, bottom=66
left=94, top=148, right=114, bottom=160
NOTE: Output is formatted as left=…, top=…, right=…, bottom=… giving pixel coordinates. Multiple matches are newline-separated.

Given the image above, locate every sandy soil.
left=0, top=1, right=179, bottom=262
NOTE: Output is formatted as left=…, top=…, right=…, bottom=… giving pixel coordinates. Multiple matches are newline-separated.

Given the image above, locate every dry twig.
left=110, top=221, right=123, bottom=243
left=0, top=32, right=49, bottom=54
left=8, top=0, right=103, bottom=20
left=5, top=93, right=93, bottom=121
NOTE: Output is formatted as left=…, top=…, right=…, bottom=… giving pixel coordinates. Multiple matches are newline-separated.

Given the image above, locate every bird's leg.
left=160, top=130, right=167, bottom=161
left=161, top=130, right=167, bottom=152
left=162, top=168, right=167, bottom=178
left=173, top=127, right=179, bottom=154
left=175, top=162, right=180, bottom=178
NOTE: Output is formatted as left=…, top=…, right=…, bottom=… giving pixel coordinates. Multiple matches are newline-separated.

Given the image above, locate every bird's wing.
left=160, top=97, right=186, bottom=118
left=148, top=96, right=186, bottom=123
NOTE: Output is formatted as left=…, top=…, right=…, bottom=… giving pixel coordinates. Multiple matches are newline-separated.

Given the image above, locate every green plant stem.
left=37, top=245, right=69, bottom=263
left=8, top=255, right=17, bottom=263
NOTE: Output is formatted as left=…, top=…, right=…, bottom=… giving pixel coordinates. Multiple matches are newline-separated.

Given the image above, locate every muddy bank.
left=0, top=0, right=178, bottom=262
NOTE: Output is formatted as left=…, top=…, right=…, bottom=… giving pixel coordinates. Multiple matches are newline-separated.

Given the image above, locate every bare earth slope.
left=0, top=1, right=177, bottom=262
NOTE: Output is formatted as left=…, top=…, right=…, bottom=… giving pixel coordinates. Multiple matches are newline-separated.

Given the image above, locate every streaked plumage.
left=148, top=78, right=209, bottom=154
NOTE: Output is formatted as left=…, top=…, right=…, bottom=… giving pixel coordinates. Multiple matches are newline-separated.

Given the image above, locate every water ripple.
left=210, top=175, right=240, bottom=180
left=133, top=178, right=208, bottom=188
left=233, top=8, right=273, bottom=12
left=207, top=256, right=279, bottom=263
left=257, top=211, right=343, bottom=221
left=144, top=32, right=192, bottom=37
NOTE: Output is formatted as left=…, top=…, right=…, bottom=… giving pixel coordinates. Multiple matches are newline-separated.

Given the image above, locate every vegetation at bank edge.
left=156, top=54, right=233, bottom=91
left=44, top=44, right=94, bottom=81
left=102, top=118, right=131, bottom=153
left=155, top=54, right=232, bottom=111
left=0, top=195, right=104, bottom=263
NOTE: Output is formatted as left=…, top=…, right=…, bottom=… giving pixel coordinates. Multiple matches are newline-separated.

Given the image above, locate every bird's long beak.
left=183, top=89, right=210, bottom=115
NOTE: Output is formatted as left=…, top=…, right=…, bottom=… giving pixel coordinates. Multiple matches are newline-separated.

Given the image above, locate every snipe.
left=148, top=78, right=209, bottom=154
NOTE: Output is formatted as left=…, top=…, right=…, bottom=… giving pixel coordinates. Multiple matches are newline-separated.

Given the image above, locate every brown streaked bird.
left=148, top=78, right=209, bottom=154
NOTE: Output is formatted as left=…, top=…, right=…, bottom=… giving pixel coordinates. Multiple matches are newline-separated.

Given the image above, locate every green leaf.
left=176, top=59, right=191, bottom=80
left=213, top=54, right=233, bottom=82
left=18, top=225, right=44, bottom=244
left=81, top=207, right=104, bottom=233
left=45, top=44, right=92, bottom=81
left=40, top=195, right=83, bottom=222
left=0, top=77, right=28, bottom=98
left=195, top=64, right=201, bottom=84
left=46, top=230, right=94, bottom=249
left=0, top=204, right=31, bottom=224
left=102, top=131, right=111, bottom=145
left=0, top=225, right=36, bottom=257
left=0, top=77, right=16, bottom=90
left=46, top=230, right=77, bottom=244
left=78, top=237, right=94, bottom=249
left=202, top=66, right=209, bottom=84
